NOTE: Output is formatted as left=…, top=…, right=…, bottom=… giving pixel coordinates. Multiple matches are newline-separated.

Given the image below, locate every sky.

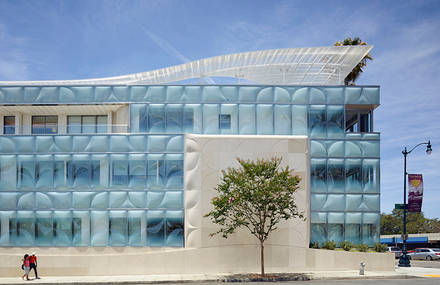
left=0, top=0, right=439, bottom=218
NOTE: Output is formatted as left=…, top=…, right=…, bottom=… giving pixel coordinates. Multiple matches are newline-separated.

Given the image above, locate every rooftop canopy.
left=0, top=46, right=372, bottom=86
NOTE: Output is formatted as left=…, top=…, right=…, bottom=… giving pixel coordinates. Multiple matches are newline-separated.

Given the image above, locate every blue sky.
left=0, top=0, right=439, bottom=218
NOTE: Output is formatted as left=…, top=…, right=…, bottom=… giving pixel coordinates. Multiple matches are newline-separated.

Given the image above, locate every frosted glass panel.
left=327, top=159, right=344, bottom=193
left=292, top=105, right=308, bottom=135
left=274, top=105, right=291, bottom=135
left=309, top=105, right=326, bottom=139
left=256, top=105, right=273, bottom=134
left=346, top=159, right=362, bottom=193
left=363, top=159, right=379, bottom=193
left=202, top=104, right=219, bottom=134
left=239, top=104, right=256, bottom=134
left=311, top=159, right=326, bottom=192
left=147, top=210, right=165, bottom=246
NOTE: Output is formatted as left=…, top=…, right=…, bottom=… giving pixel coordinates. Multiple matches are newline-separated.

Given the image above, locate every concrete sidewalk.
left=0, top=267, right=439, bottom=284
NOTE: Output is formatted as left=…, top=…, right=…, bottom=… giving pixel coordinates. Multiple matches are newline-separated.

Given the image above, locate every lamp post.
left=398, top=140, right=432, bottom=267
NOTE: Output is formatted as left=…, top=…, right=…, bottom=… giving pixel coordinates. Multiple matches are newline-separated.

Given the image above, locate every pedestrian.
left=29, top=252, right=40, bottom=279
left=21, top=254, right=30, bottom=281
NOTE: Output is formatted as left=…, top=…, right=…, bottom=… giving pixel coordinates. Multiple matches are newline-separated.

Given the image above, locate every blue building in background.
left=0, top=46, right=380, bottom=247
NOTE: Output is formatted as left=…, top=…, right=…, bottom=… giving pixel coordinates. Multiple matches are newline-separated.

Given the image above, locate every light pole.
left=398, top=140, right=432, bottom=267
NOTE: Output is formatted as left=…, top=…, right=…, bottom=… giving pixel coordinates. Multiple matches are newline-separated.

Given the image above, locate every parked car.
left=408, top=248, right=440, bottom=260
left=387, top=247, right=403, bottom=259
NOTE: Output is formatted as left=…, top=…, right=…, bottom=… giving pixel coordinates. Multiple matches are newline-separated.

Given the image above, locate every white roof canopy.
left=0, top=46, right=372, bottom=86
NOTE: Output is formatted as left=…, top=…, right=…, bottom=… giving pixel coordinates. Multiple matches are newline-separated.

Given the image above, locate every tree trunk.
left=260, top=240, right=265, bottom=277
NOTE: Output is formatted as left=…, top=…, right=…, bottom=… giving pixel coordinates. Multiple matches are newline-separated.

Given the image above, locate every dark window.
left=345, top=109, right=373, bottom=133
left=3, top=116, right=15, bottom=134
left=32, top=116, right=58, bottom=134
left=67, top=115, right=107, bottom=134
left=219, top=114, right=231, bottom=130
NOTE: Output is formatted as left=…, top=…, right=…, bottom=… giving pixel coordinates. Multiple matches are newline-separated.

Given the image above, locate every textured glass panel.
left=291, top=105, right=307, bottom=136
left=202, top=104, right=219, bottom=134
left=325, top=87, right=344, bottom=104
left=72, top=211, right=88, bottom=246
left=36, top=156, right=54, bottom=189
left=291, top=87, right=309, bottom=104
left=161, top=191, right=183, bottom=209
left=148, top=104, right=165, bottom=132
left=345, top=212, right=362, bottom=244
left=70, top=155, right=91, bottom=188
left=239, top=86, right=259, bottom=102
left=327, top=141, right=345, bottom=157
left=111, top=155, right=128, bottom=187
left=346, top=159, right=362, bottom=193
left=109, top=211, right=127, bottom=246
left=128, top=211, right=144, bottom=246
left=274, top=105, right=291, bottom=135
left=274, top=87, right=290, bottom=103
left=0, top=193, right=17, bottom=210
left=72, top=192, right=94, bottom=209
left=145, top=87, right=165, bottom=102
left=130, top=104, right=146, bottom=133
left=166, top=211, right=184, bottom=246
left=220, top=104, right=238, bottom=134
left=53, top=211, right=72, bottom=246
left=311, top=159, right=326, bottom=192
left=239, top=104, right=256, bottom=134
left=165, top=157, right=183, bottom=188
left=345, top=195, right=362, bottom=211
left=363, top=194, right=380, bottom=211
left=327, top=106, right=344, bottom=138
left=129, top=136, right=147, bottom=152
left=54, top=155, right=69, bottom=189
left=16, top=136, right=34, bottom=152
left=35, top=192, right=52, bottom=210
left=310, top=224, right=326, bottom=244
left=91, top=192, right=108, bottom=210
left=166, top=86, right=184, bottom=101
left=147, top=157, right=165, bottom=188
left=129, top=154, right=147, bottom=188
left=35, top=211, right=53, bottom=245
left=363, top=159, right=379, bottom=193
left=17, top=211, right=35, bottom=244
left=166, top=104, right=183, bottom=133
left=327, top=159, right=344, bottom=193
left=310, top=141, right=327, bottom=158
left=6, top=211, right=17, bottom=245
left=91, top=211, right=108, bottom=246
left=323, top=194, right=345, bottom=211
left=202, top=86, right=224, bottom=102
left=256, top=104, right=273, bottom=134
left=309, top=105, right=326, bottom=139
left=183, top=86, right=202, bottom=102
left=166, top=136, right=183, bottom=152
left=256, top=87, right=274, bottom=103
left=362, top=213, right=380, bottom=246
left=18, top=155, right=35, bottom=189
left=220, top=86, right=238, bottom=102
left=0, top=137, right=16, bottom=153
left=345, top=87, right=362, bottom=104
left=47, top=192, right=71, bottom=210
left=183, top=104, right=201, bottom=133
left=0, top=155, right=16, bottom=190
left=360, top=141, right=380, bottom=157
left=328, top=212, right=344, bottom=243
left=17, top=193, right=34, bottom=210
left=147, top=210, right=165, bottom=246
left=311, top=194, right=327, bottom=211
left=110, top=136, right=130, bottom=152
left=309, top=88, right=326, bottom=104
left=361, top=87, right=380, bottom=105
left=147, top=191, right=165, bottom=208
left=91, top=155, right=106, bottom=188
left=147, top=136, right=167, bottom=153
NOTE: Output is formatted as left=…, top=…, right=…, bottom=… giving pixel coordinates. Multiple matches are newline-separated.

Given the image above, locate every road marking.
left=423, top=274, right=440, bottom=277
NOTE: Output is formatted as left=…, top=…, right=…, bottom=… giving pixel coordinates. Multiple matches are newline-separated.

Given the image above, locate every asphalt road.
left=164, top=280, right=439, bottom=285
left=411, top=260, right=440, bottom=268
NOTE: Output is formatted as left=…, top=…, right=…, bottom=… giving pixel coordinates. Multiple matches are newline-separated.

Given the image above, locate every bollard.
left=359, top=262, right=365, bottom=275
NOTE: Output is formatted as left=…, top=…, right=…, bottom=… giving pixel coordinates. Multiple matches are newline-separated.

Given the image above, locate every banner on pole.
left=408, top=174, right=423, bottom=213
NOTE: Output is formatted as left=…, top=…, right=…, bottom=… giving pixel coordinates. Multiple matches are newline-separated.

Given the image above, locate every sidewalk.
left=0, top=267, right=439, bottom=285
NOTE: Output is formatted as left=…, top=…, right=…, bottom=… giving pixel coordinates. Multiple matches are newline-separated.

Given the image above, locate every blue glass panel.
left=220, top=104, right=238, bottom=134
left=326, top=141, right=345, bottom=157
left=202, top=104, right=219, bottom=134
left=327, top=159, right=344, bottom=193
left=86, top=136, right=108, bottom=152
left=322, top=194, right=345, bottom=211
left=110, top=136, right=130, bottom=152
left=361, top=87, right=380, bottom=105
left=166, top=210, right=184, bottom=246
left=128, top=211, right=144, bottom=246
left=165, top=155, right=183, bottom=188
left=363, top=159, right=379, bottom=193
left=166, top=86, right=184, bottom=101
left=36, top=156, right=54, bottom=189
left=309, top=88, right=326, bottom=104
left=0, top=193, right=17, bottom=210
left=35, top=192, right=52, bottom=210
left=129, top=154, right=146, bottom=188
left=166, top=136, right=183, bottom=152
left=18, top=155, right=35, bottom=189
left=35, top=211, right=53, bottom=245
left=147, top=191, right=165, bottom=208
left=183, top=86, right=202, bottom=102
left=130, top=104, right=147, bottom=132
left=310, top=141, right=327, bottom=158
left=345, top=141, right=362, bottom=157
left=111, top=155, right=128, bottom=187
left=72, top=192, right=94, bottom=209
left=109, top=211, right=127, bottom=246
left=291, top=87, right=309, bottom=104
left=53, top=211, right=72, bottom=246
left=325, top=87, right=344, bottom=104
left=70, top=155, right=91, bottom=188
left=363, top=194, right=380, bottom=211
left=91, top=154, right=106, bottom=189
left=0, top=155, right=16, bottom=190
left=18, top=193, right=34, bottom=210
left=47, top=192, right=71, bottom=210
left=147, top=156, right=165, bottom=188
left=165, top=104, right=183, bottom=133
left=147, top=210, right=165, bottom=246
left=345, top=195, right=362, bottom=211
left=256, top=104, right=273, bottom=134
left=239, top=86, right=259, bottom=102
left=147, top=136, right=167, bottom=153
left=161, top=191, right=183, bottom=209
left=145, top=87, right=165, bottom=102
left=72, top=211, right=88, bottom=246
left=360, top=141, right=380, bottom=157
left=274, top=105, right=291, bottom=135
left=91, top=192, right=108, bottom=209
left=0, top=137, right=16, bottom=153
left=327, top=106, right=344, bottom=139
left=17, top=211, right=35, bottom=244
left=310, top=158, right=326, bottom=192
left=239, top=104, right=256, bottom=134
left=91, top=211, right=108, bottom=246
left=183, top=104, right=201, bottom=133
left=202, top=86, right=224, bottom=102
left=345, top=212, right=361, bottom=244
left=345, top=87, right=362, bottom=104
left=328, top=212, right=344, bottom=243
left=309, top=105, right=326, bottom=139
left=345, top=159, right=362, bottom=193
left=220, top=86, right=238, bottom=102
left=362, top=213, right=380, bottom=246
left=16, top=137, right=34, bottom=153
left=257, top=87, right=274, bottom=103
left=131, top=86, right=148, bottom=101
left=310, top=212, right=327, bottom=244
left=274, top=87, right=290, bottom=103
left=148, top=104, right=165, bottom=132
left=291, top=105, right=308, bottom=135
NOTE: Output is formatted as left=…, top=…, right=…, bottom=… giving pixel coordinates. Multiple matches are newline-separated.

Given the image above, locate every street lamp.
left=398, top=140, right=432, bottom=267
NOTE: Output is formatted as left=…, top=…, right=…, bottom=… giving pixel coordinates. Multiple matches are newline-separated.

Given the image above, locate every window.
left=67, top=115, right=107, bottom=134
left=3, top=116, right=15, bottom=134
left=32, top=116, right=58, bottom=134
left=219, top=114, right=231, bottom=130
left=345, top=109, right=373, bottom=133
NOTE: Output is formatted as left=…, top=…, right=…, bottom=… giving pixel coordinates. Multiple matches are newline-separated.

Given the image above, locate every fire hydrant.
left=359, top=262, right=365, bottom=275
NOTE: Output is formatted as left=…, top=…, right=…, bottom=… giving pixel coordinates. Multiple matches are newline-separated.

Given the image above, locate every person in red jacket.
left=29, top=252, right=40, bottom=279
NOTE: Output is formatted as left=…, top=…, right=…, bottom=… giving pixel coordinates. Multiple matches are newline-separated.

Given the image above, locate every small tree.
left=204, top=157, right=303, bottom=276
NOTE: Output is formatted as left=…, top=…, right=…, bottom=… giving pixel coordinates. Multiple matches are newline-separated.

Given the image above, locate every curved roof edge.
left=0, top=46, right=372, bottom=86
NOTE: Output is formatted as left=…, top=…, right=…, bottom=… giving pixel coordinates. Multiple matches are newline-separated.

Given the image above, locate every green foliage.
left=204, top=157, right=304, bottom=276
left=322, top=240, right=337, bottom=250
left=310, top=241, right=320, bottom=249
left=373, top=242, right=387, bottom=253
left=339, top=241, right=354, bottom=251
left=334, top=37, right=373, bottom=85
left=357, top=243, right=369, bottom=252
left=381, top=210, right=440, bottom=235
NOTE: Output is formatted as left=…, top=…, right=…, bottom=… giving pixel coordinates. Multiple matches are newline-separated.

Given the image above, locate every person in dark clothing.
left=29, top=252, right=40, bottom=279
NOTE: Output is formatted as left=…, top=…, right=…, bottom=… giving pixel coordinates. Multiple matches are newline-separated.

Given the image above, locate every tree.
left=381, top=209, right=440, bottom=235
left=334, top=37, right=373, bottom=85
left=204, top=157, right=303, bottom=276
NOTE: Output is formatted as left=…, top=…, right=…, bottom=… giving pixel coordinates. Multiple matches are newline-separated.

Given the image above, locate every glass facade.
left=0, top=85, right=380, bottom=246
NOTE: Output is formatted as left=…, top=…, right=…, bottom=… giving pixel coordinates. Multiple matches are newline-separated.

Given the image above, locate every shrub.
left=374, top=242, right=387, bottom=252
left=339, top=241, right=354, bottom=251
left=358, top=243, right=369, bottom=252
left=322, top=240, right=337, bottom=250
left=310, top=241, right=320, bottom=249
